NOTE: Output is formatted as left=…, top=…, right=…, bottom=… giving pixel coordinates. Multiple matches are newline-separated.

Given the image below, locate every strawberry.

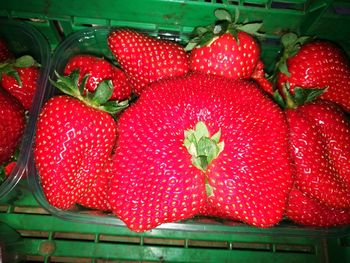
left=34, top=71, right=128, bottom=209
left=0, top=55, right=40, bottom=110
left=285, top=100, right=350, bottom=209
left=64, top=54, right=132, bottom=101
left=107, top=28, right=189, bottom=95
left=286, top=187, right=350, bottom=227
left=274, top=81, right=350, bottom=210
left=251, top=60, right=273, bottom=95
left=0, top=89, right=25, bottom=165
left=3, top=161, right=16, bottom=177
left=0, top=38, right=14, bottom=62
left=108, top=73, right=293, bottom=232
left=275, top=33, right=350, bottom=112
left=186, top=9, right=262, bottom=80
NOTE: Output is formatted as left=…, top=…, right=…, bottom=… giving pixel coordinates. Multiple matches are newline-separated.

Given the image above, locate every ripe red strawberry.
left=63, top=54, right=96, bottom=76
left=108, top=73, right=293, bottom=232
left=107, top=28, right=189, bottom=95
left=186, top=9, right=261, bottom=80
left=1, top=161, right=17, bottom=177
left=286, top=188, right=350, bottom=227
left=64, top=54, right=132, bottom=101
left=0, top=89, right=25, bottom=165
left=0, top=55, right=40, bottom=110
left=285, top=100, right=350, bottom=209
left=34, top=71, right=127, bottom=209
left=276, top=33, right=350, bottom=112
left=0, top=38, right=14, bottom=62
left=251, top=60, right=273, bottom=95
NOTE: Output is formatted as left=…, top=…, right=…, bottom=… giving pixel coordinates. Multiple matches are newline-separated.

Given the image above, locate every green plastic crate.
left=0, top=1, right=350, bottom=262
left=1, top=182, right=350, bottom=262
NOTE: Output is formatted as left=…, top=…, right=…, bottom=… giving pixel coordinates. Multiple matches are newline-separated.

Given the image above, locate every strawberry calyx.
left=50, top=70, right=129, bottom=115
left=274, top=82, right=327, bottom=109
left=0, top=55, right=40, bottom=86
left=185, top=8, right=263, bottom=51
left=184, top=121, right=224, bottom=172
left=184, top=122, right=224, bottom=197
left=275, top=32, right=312, bottom=77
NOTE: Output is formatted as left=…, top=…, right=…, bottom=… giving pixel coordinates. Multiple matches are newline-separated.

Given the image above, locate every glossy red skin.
left=251, top=60, right=274, bottom=95
left=0, top=90, right=25, bottom=165
left=77, top=158, right=113, bottom=211
left=64, top=54, right=132, bottom=101
left=34, top=96, right=117, bottom=209
left=108, top=29, right=190, bottom=95
left=286, top=100, right=350, bottom=209
left=1, top=67, right=40, bottom=110
left=189, top=32, right=260, bottom=80
left=286, top=188, right=350, bottom=227
left=109, top=73, right=293, bottom=232
left=277, top=41, right=350, bottom=112
left=4, top=161, right=17, bottom=177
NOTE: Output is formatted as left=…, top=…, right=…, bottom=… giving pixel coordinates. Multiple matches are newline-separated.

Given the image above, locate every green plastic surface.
left=0, top=181, right=349, bottom=262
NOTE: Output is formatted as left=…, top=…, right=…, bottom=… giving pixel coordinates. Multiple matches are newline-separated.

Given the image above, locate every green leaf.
left=293, top=87, right=327, bottom=105
left=273, top=90, right=286, bottom=109
left=281, top=32, right=298, bottom=49
left=100, top=99, right=129, bottom=114
left=7, top=70, right=22, bottom=86
left=79, top=74, right=89, bottom=96
left=14, top=55, right=38, bottom=68
left=296, top=36, right=311, bottom=46
left=50, top=71, right=79, bottom=98
left=199, top=31, right=216, bottom=47
left=192, top=155, right=208, bottom=172
left=185, top=41, right=199, bottom=52
left=195, top=26, right=209, bottom=36
left=238, top=23, right=263, bottom=35
left=197, top=137, right=218, bottom=164
left=205, top=178, right=214, bottom=197
left=278, top=61, right=290, bottom=77
left=214, top=8, right=232, bottom=22
left=194, top=122, right=209, bottom=141
left=211, top=129, right=221, bottom=144
left=90, top=80, right=113, bottom=105
left=0, top=62, right=10, bottom=69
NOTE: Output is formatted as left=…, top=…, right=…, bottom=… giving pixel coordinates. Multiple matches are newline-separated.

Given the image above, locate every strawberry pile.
left=0, top=38, right=40, bottom=182
left=33, top=9, right=350, bottom=232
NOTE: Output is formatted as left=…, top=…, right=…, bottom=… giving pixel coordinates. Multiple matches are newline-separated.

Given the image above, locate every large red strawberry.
left=34, top=71, right=127, bottom=209
left=0, top=38, right=14, bottom=62
left=0, top=89, right=25, bottom=166
left=276, top=33, right=350, bottom=112
left=186, top=9, right=262, bottom=80
left=107, top=28, right=189, bottom=95
left=274, top=83, right=350, bottom=210
left=285, top=100, right=350, bottom=209
left=286, top=187, right=350, bottom=227
left=108, top=73, right=293, bottom=232
left=64, top=54, right=132, bottom=101
left=0, top=55, right=40, bottom=110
